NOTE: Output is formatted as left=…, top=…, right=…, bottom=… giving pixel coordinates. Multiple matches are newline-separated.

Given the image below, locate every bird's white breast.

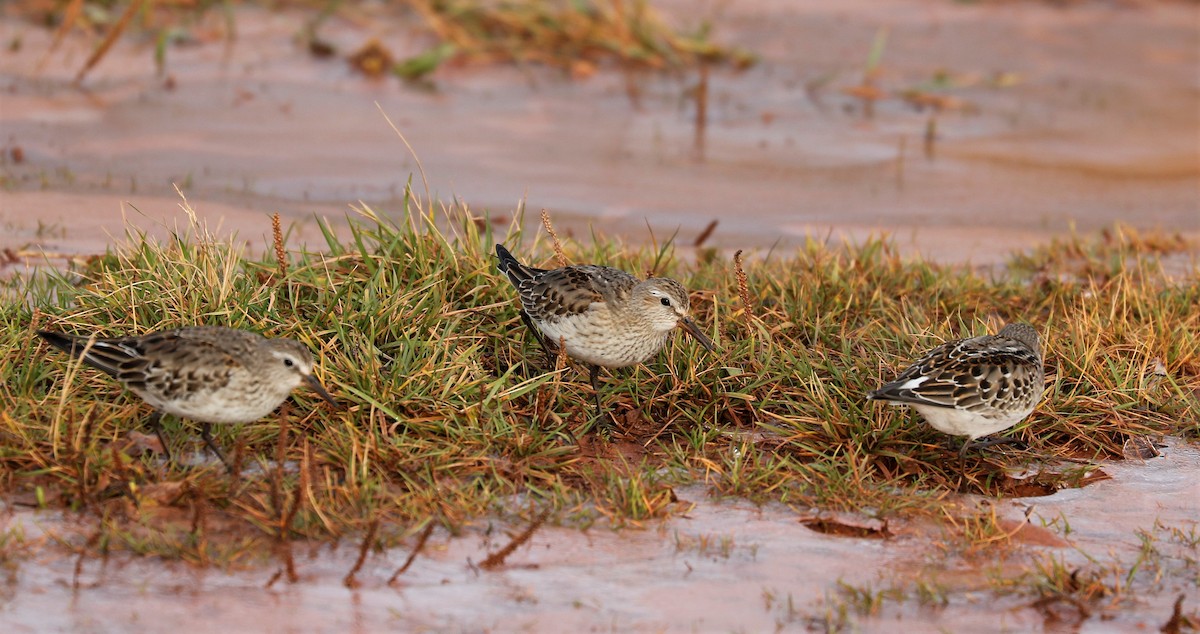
left=911, top=403, right=1035, bottom=440
left=538, top=308, right=669, bottom=369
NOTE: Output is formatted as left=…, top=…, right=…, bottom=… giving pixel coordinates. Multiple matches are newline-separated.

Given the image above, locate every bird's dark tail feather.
left=495, top=243, right=540, bottom=286
left=866, top=384, right=952, bottom=408
left=36, top=330, right=125, bottom=378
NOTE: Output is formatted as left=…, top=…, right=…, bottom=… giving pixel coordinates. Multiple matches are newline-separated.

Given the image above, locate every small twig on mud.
left=268, top=412, right=304, bottom=586
left=1161, top=593, right=1192, bottom=634
left=269, top=404, right=291, bottom=515
left=734, top=250, right=755, bottom=321
left=924, top=117, right=938, bottom=160
left=343, top=517, right=380, bottom=589
left=72, top=529, right=102, bottom=589
left=387, top=521, right=436, bottom=586
left=478, top=509, right=549, bottom=570
left=540, top=209, right=567, bottom=267
left=188, top=482, right=209, bottom=567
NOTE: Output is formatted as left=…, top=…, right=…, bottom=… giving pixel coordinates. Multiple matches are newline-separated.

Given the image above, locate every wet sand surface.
left=2, top=440, right=1196, bottom=632
left=1, top=0, right=1197, bottom=264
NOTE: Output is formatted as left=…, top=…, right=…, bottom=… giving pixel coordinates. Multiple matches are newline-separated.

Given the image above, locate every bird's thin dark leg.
left=958, top=437, right=973, bottom=473
left=200, top=423, right=233, bottom=474
left=974, top=436, right=1024, bottom=452
left=588, top=364, right=606, bottom=423
left=519, top=309, right=557, bottom=366
left=145, top=410, right=172, bottom=464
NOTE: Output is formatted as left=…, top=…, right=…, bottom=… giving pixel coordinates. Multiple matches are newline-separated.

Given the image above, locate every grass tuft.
left=0, top=190, right=1196, bottom=564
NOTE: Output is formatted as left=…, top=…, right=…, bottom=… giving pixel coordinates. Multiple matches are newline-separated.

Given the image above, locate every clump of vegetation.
left=391, top=0, right=756, bottom=79
left=0, top=191, right=1196, bottom=565
left=9, top=0, right=754, bottom=83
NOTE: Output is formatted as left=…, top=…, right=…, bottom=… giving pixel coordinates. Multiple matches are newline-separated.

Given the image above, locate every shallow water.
left=2, top=440, right=1196, bottom=632
left=1, top=0, right=1197, bottom=265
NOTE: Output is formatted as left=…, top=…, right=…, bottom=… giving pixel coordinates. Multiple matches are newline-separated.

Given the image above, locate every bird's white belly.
left=138, top=387, right=290, bottom=425
left=911, top=404, right=1033, bottom=440
left=538, top=317, right=666, bottom=369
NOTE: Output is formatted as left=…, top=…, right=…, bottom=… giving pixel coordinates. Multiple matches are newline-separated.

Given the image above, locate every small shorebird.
left=867, top=322, right=1045, bottom=463
left=495, top=244, right=715, bottom=416
left=37, top=326, right=339, bottom=470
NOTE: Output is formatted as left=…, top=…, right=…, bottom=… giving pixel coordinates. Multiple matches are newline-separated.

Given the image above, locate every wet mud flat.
left=1, top=440, right=1197, bottom=632
left=1, top=0, right=1197, bottom=264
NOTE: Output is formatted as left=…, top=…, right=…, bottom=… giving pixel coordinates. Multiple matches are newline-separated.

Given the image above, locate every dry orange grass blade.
left=387, top=521, right=436, bottom=585
left=478, top=509, right=549, bottom=570
left=343, top=517, right=380, bottom=588
left=75, top=0, right=148, bottom=85
left=37, top=0, right=84, bottom=73
left=693, top=220, right=718, bottom=248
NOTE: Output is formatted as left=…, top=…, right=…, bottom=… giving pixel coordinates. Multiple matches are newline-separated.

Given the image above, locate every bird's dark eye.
left=660, top=297, right=671, bottom=307
left=283, top=358, right=295, bottom=367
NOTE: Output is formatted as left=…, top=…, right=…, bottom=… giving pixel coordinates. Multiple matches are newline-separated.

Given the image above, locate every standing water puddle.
left=2, top=0, right=1197, bottom=265
left=2, top=439, right=1196, bottom=632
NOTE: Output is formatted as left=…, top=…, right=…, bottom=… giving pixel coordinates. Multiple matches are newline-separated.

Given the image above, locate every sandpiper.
left=867, top=322, right=1045, bottom=462
left=495, top=243, right=715, bottom=416
left=37, top=326, right=339, bottom=470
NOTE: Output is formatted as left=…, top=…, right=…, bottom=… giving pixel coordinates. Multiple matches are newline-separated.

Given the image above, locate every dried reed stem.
left=272, top=213, right=288, bottom=281
left=540, top=209, right=567, bottom=267
left=387, top=521, right=436, bottom=585
left=734, top=249, right=755, bottom=320
left=273, top=409, right=304, bottom=584
left=343, top=517, right=380, bottom=589
left=74, top=0, right=145, bottom=84
left=72, top=529, right=102, bottom=589
left=694, top=219, right=718, bottom=248
left=189, top=484, right=209, bottom=567
left=479, top=509, right=549, bottom=570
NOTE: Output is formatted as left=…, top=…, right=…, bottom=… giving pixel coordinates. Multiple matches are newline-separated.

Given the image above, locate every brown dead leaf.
left=120, top=431, right=165, bottom=457
left=349, top=39, right=394, bottom=79
left=842, top=83, right=886, bottom=102
left=137, top=481, right=187, bottom=506
left=902, top=90, right=969, bottom=111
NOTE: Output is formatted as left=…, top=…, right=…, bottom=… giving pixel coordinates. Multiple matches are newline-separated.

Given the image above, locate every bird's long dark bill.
left=679, top=316, right=715, bottom=352
left=305, top=374, right=341, bottom=408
